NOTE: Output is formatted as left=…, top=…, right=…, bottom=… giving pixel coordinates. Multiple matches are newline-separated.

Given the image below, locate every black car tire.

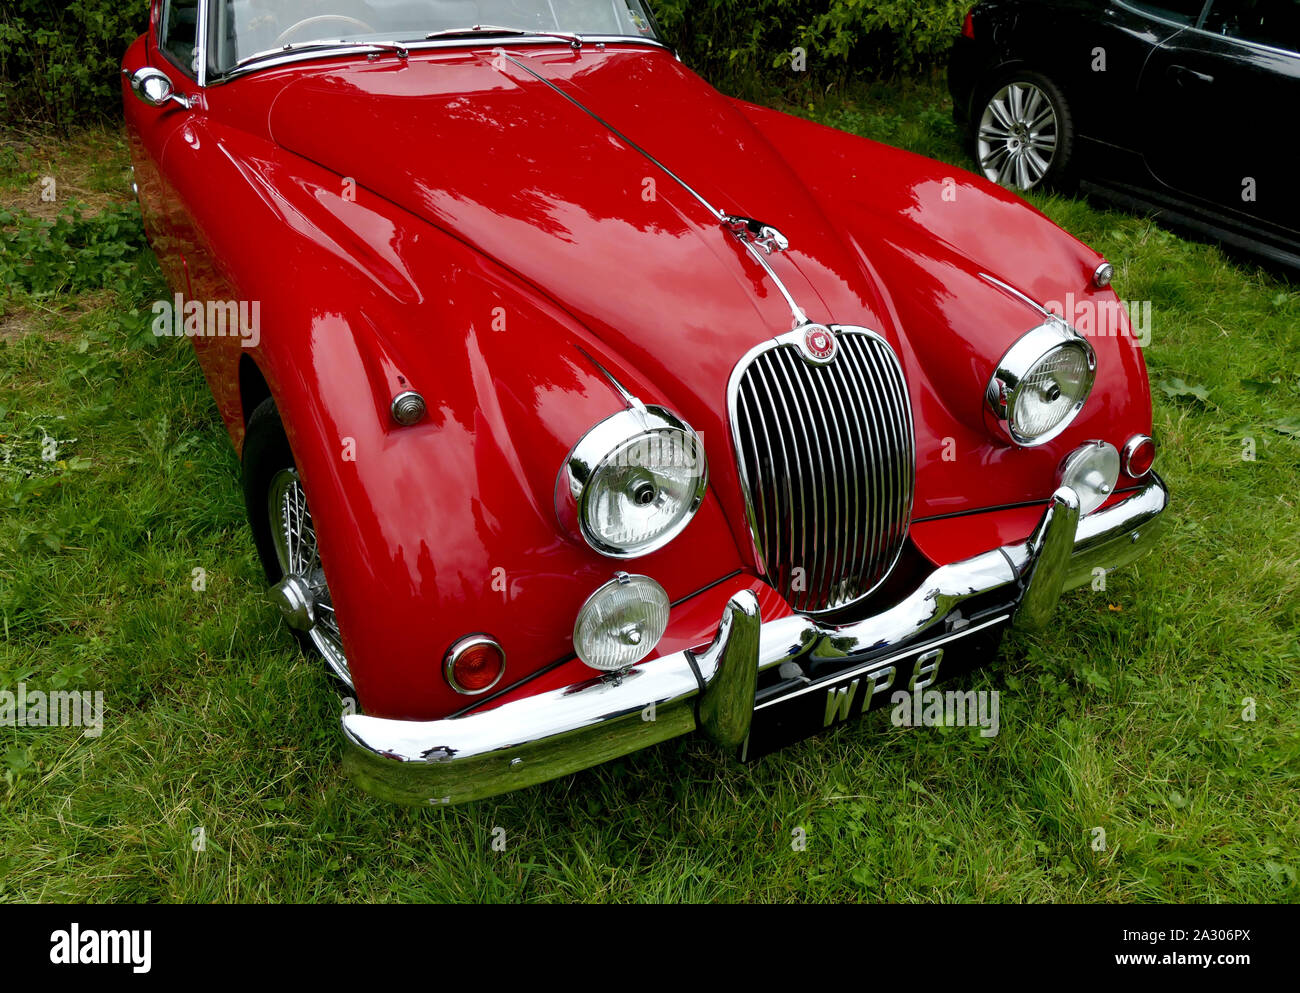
left=970, top=70, right=1076, bottom=192
left=243, top=397, right=353, bottom=688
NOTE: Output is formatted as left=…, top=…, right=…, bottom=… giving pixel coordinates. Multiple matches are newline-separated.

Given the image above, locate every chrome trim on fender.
left=341, top=475, right=1167, bottom=805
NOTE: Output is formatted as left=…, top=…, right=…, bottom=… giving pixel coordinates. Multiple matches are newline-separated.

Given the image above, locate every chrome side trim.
left=979, top=272, right=1058, bottom=321
left=572, top=346, right=645, bottom=411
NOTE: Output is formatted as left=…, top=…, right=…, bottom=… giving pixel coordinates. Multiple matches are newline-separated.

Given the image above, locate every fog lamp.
left=1058, top=440, right=1120, bottom=516
left=573, top=573, right=669, bottom=673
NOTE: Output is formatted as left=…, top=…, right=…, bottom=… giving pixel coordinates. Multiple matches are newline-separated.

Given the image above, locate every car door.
left=1138, top=0, right=1300, bottom=233
left=126, top=0, right=202, bottom=295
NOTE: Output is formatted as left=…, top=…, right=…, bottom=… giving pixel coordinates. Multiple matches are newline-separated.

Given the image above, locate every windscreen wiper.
left=235, top=39, right=411, bottom=70
left=424, top=24, right=583, bottom=48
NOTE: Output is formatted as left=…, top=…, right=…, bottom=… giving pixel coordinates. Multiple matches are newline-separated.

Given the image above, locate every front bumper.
left=343, top=475, right=1168, bottom=805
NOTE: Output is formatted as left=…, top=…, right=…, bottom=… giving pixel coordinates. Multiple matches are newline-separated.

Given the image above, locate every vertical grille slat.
left=731, top=329, right=915, bottom=614
left=837, top=337, right=884, bottom=582
left=826, top=357, right=865, bottom=605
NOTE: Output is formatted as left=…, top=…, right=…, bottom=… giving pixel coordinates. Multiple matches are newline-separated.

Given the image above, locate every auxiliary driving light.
left=573, top=573, right=669, bottom=673
left=1058, top=440, right=1120, bottom=516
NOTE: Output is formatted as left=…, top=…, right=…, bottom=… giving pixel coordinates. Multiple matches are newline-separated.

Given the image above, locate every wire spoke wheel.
left=267, top=467, right=352, bottom=688
left=977, top=81, right=1059, bottom=191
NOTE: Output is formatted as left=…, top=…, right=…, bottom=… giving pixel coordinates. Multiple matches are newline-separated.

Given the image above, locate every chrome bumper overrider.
left=343, top=475, right=1168, bottom=804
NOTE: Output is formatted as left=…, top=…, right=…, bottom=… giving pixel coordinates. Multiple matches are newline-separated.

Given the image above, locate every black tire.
left=970, top=69, right=1076, bottom=193
left=242, top=397, right=295, bottom=585
left=241, top=398, right=352, bottom=688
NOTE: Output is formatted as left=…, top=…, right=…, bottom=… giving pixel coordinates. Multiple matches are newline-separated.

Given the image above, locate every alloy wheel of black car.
left=975, top=72, right=1074, bottom=192
left=242, top=398, right=353, bottom=690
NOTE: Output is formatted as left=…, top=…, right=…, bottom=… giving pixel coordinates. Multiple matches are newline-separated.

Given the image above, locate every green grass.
left=1, top=77, right=1297, bottom=903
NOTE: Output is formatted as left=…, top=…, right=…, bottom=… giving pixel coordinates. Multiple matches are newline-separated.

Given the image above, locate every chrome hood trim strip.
left=501, top=51, right=812, bottom=329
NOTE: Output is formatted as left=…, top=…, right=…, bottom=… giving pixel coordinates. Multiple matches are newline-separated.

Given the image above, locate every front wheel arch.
left=242, top=397, right=353, bottom=688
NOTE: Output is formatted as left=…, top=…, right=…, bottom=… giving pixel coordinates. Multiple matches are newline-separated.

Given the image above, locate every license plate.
left=739, top=614, right=1011, bottom=761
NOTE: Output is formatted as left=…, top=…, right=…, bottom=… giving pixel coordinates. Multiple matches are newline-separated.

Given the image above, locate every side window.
left=159, top=0, right=200, bottom=77
left=1123, top=0, right=1211, bottom=25
left=1203, top=0, right=1300, bottom=50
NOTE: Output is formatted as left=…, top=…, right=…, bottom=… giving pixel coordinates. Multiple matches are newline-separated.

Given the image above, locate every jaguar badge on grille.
left=801, top=324, right=837, bottom=363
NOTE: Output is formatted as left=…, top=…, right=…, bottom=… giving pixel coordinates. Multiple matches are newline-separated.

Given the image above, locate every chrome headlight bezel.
left=985, top=320, right=1097, bottom=447
left=556, top=405, right=708, bottom=559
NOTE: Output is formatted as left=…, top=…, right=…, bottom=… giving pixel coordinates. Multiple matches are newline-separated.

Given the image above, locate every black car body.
left=950, top=0, right=1300, bottom=270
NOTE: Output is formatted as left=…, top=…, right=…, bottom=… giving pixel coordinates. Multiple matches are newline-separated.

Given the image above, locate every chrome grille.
left=729, top=328, right=915, bottom=613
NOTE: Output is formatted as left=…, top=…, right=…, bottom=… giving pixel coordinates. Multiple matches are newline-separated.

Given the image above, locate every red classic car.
left=122, top=0, right=1167, bottom=804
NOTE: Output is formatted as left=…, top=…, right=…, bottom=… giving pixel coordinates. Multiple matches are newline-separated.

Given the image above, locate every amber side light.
left=444, top=636, right=506, bottom=694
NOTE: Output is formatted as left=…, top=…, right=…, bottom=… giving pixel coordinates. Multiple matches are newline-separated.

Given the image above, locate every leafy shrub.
left=0, top=202, right=151, bottom=296
left=654, top=0, right=968, bottom=95
left=0, top=1, right=150, bottom=128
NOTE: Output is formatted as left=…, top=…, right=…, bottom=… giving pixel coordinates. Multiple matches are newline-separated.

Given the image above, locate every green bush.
left=0, top=201, right=151, bottom=297
left=0, top=1, right=150, bottom=128
left=654, top=0, right=968, bottom=95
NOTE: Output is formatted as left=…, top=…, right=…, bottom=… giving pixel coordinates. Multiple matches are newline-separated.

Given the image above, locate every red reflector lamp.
left=444, top=635, right=506, bottom=695
left=1122, top=435, right=1156, bottom=479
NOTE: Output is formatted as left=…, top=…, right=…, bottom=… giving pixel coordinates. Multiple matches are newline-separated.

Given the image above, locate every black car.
left=949, top=0, right=1300, bottom=270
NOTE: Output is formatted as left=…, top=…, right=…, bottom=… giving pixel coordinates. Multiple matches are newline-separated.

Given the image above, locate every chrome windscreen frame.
left=200, top=35, right=674, bottom=87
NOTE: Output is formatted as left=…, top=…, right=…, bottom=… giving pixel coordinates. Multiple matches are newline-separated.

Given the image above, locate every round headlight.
left=986, top=321, right=1096, bottom=447
left=557, top=406, right=708, bottom=558
left=1058, top=440, right=1120, bottom=515
left=573, top=573, right=670, bottom=672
